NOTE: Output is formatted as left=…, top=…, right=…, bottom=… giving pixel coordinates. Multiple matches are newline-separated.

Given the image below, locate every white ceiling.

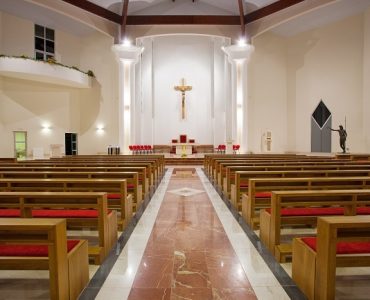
left=1, top=0, right=370, bottom=39
left=0, top=0, right=95, bottom=36
left=272, top=0, right=370, bottom=37
left=87, top=0, right=277, bottom=15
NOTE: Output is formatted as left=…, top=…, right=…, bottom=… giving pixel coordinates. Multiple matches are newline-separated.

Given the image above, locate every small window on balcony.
left=34, top=24, right=55, bottom=61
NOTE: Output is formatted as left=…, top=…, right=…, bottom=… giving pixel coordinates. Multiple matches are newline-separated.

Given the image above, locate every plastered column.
left=222, top=44, right=254, bottom=153
left=112, top=44, right=143, bottom=153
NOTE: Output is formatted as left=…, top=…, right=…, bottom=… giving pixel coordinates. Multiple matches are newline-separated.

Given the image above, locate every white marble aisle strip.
left=197, top=168, right=290, bottom=300
left=95, top=168, right=174, bottom=300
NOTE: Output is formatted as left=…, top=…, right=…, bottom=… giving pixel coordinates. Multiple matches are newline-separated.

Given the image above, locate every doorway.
left=311, top=100, right=332, bottom=153
left=13, top=131, right=27, bottom=160
left=65, top=133, right=78, bottom=155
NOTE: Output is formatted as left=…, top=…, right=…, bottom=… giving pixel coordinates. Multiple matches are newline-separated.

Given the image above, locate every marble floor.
left=96, top=167, right=292, bottom=299
left=2, top=167, right=370, bottom=299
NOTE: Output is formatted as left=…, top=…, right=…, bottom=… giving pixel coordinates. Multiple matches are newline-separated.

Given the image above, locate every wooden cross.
left=174, top=78, right=192, bottom=119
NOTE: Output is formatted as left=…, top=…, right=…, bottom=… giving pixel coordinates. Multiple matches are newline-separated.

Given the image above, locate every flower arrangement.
left=0, top=54, right=95, bottom=77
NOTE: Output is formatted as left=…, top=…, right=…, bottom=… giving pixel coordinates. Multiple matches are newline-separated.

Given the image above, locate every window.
left=14, top=131, right=27, bottom=160
left=34, top=24, right=55, bottom=61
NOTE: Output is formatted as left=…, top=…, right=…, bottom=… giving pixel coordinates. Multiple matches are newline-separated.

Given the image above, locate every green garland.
left=0, top=54, right=95, bottom=77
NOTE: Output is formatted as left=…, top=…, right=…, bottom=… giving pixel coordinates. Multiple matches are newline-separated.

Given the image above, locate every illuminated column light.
left=222, top=43, right=254, bottom=153
left=112, top=42, right=143, bottom=154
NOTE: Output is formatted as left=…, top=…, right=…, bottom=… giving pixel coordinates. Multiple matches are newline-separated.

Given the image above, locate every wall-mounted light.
left=41, top=123, right=52, bottom=134
left=96, top=124, right=105, bottom=134
left=42, top=123, right=51, bottom=130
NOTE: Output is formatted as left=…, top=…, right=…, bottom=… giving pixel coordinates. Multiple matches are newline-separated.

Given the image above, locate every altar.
left=170, top=143, right=195, bottom=155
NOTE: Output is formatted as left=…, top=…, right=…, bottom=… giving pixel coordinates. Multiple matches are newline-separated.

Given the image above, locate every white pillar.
left=222, top=44, right=254, bottom=153
left=112, top=44, right=143, bottom=154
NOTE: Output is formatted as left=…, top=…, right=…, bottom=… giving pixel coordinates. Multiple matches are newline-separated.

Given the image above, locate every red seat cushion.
left=32, top=209, right=100, bottom=218
left=265, top=207, right=344, bottom=216
left=127, top=184, right=135, bottom=189
left=107, top=193, right=121, bottom=199
left=302, top=237, right=370, bottom=254
left=0, top=240, right=80, bottom=257
left=255, top=192, right=272, bottom=198
left=240, top=183, right=249, bottom=188
left=356, top=207, right=370, bottom=215
left=265, top=207, right=370, bottom=217
left=0, top=209, right=21, bottom=217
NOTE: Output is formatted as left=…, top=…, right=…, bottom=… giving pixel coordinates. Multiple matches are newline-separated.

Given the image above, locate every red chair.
left=215, top=144, right=226, bottom=154
left=171, top=139, right=178, bottom=154
left=129, top=145, right=133, bottom=154
left=139, top=145, right=144, bottom=154
left=180, top=134, right=187, bottom=143
left=233, top=144, right=240, bottom=154
left=133, top=145, right=139, bottom=154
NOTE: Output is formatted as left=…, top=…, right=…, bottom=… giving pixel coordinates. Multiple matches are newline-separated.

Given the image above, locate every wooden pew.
left=0, top=218, right=89, bottom=300
left=292, top=216, right=370, bottom=300
left=243, top=176, right=370, bottom=228
left=222, top=162, right=370, bottom=196
left=0, top=160, right=160, bottom=188
left=212, top=159, right=347, bottom=186
left=0, top=166, right=150, bottom=198
left=233, top=169, right=370, bottom=211
left=0, top=192, right=117, bottom=264
left=0, top=171, right=143, bottom=211
left=0, top=178, right=130, bottom=230
left=204, top=153, right=317, bottom=175
left=206, top=155, right=337, bottom=179
left=259, top=189, right=370, bottom=262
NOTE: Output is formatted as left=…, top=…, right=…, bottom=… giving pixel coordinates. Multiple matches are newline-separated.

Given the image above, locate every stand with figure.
left=329, top=125, right=347, bottom=153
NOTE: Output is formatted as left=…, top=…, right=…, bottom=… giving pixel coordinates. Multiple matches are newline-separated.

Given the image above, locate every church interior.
left=1, top=0, right=370, bottom=299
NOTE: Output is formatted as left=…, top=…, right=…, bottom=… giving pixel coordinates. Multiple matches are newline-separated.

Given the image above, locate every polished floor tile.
left=125, top=167, right=257, bottom=299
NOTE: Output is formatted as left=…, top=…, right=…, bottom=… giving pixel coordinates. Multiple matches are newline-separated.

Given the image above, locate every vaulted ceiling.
left=60, top=0, right=305, bottom=25
left=1, top=0, right=370, bottom=38
left=87, top=0, right=277, bottom=16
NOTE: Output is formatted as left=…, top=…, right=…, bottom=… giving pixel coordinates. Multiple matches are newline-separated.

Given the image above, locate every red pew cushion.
left=240, top=183, right=249, bottom=188
left=32, top=209, right=100, bottom=218
left=127, top=184, right=134, bottom=189
left=0, top=209, right=21, bottom=217
left=356, top=207, right=370, bottom=214
left=264, top=207, right=370, bottom=216
left=107, top=193, right=121, bottom=199
left=302, top=237, right=370, bottom=254
left=0, top=240, right=80, bottom=257
left=265, top=207, right=344, bottom=216
left=255, top=192, right=272, bottom=198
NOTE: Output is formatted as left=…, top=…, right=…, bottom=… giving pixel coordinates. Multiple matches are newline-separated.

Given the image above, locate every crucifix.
left=174, top=78, right=192, bottom=119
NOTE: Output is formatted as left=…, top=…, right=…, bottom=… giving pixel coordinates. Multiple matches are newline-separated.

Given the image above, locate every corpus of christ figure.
left=174, top=78, right=192, bottom=120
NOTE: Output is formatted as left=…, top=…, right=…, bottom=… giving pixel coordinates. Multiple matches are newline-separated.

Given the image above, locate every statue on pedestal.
left=330, top=125, right=347, bottom=153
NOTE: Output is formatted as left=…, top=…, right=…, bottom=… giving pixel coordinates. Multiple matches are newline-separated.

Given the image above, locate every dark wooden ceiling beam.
left=245, top=0, right=305, bottom=24
left=237, top=0, right=246, bottom=37
left=126, top=15, right=240, bottom=25
left=121, top=0, right=129, bottom=40
left=61, top=0, right=121, bottom=24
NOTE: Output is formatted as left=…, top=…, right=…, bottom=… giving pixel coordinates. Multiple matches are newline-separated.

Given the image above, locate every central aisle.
left=129, top=168, right=256, bottom=299
left=96, top=167, right=290, bottom=300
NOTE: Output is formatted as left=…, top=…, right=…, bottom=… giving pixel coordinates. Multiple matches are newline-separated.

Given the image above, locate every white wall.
left=286, top=14, right=364, bottom=153
left=248, top=32, right=288, bottom=153
left=1, top=12, right=33, bottom=57
left=0, top=11, right=118, bottom=157
left=247, top=13, right=368, bottom=154
left=136, top=34, right=229, bottom=146
left=363, top=7, right=370, bottom=150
